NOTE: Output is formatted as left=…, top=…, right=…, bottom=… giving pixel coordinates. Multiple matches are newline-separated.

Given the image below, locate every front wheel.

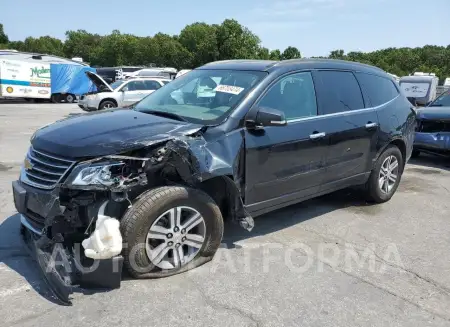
left=365, top=145, right=404, bottom=203
left=120, top=186, right=224, bottom=278
left=99, top=100, right=116, bottom=110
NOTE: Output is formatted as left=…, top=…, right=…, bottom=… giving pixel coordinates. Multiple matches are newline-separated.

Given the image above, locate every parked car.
left=175, top=69, right=192, bottom=78
left=125, top=68, right=178, bottom=80
left=95, top=66, right=144, bottom=83
left=78, top=72, right=170, bottom=111
left=413, top=89, right=450, bottom=157
left=13, top=59, right=415, bottom=304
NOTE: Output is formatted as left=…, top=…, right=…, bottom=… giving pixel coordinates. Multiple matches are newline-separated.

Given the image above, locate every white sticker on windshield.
left=214, top=85, right=244, bottom=95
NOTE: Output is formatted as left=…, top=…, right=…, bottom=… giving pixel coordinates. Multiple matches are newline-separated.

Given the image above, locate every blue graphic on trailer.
left=50, top=64, right=97, bottom=95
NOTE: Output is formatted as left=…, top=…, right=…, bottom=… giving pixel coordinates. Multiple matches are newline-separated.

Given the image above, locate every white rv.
left=399, top=74, right=439, bottom=106
left=444, top=77, right=450, bottom=87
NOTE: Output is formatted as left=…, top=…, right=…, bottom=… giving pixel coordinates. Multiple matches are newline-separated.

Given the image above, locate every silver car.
left=78, top=72, right=171, bottom=111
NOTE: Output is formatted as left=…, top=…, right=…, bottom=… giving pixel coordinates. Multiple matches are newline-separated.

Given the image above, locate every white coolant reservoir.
left=82, top=201, right=123, bottom=260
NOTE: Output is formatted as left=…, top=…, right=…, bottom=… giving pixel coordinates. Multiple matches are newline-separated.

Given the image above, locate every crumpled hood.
left=416, top=107, right=450, bottom=121
left=31, top=109, right=203, bottom=158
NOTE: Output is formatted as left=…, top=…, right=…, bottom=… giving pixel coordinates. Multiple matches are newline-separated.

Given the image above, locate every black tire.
left=65, top=94, right=75, bottom=103
left=120, top=186, right=224, bottom=278
left=411, top=150, right=420, bottom=158
left=365, top=145, right=404, bottom=203
left=99, top=100, right=116, bottom=110
left=51, top=94, right=60, bottom=103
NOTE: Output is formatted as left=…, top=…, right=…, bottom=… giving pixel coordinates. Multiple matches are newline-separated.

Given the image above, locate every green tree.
left=281, top=46, right=301, bottom=60
left=1, top=21, right=449, bottom=80
left=0, top=23, right=8, bottom=44
left=329, top=49, right=345, bottom=59
left=179, top=23, right=219, bottom=68
left=215, top=19, right=261, bottom=60
left=269, top=49, right=281, bottom=61
left=64, top=30, right=103, bottom=64
left=20, top=36, right=65, bottom=56
left=257, top=47, right=270, bottom=60
left=153, top=33, right=192, bottom=68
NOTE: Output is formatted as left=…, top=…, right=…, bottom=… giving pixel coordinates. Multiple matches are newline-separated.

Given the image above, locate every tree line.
left=1, top=20, right=449, bottom=83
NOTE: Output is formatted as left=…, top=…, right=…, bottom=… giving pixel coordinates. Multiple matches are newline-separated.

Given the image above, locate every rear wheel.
left=365, top=145, right=403, bottom=203
left=65, top=94, right=75, bottom=103
left=99, top=100, right=116, bottom=110
left=120, top=186, right=223, bottom=277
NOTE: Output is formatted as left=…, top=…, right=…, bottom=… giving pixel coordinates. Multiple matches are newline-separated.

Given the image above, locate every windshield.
left=428, top=90, right=450, bottom=107
left=134, top=69, right=267, bottom=124
left=110, top=80, right=125, bottom=90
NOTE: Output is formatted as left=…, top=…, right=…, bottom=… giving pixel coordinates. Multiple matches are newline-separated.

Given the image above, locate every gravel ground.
left=0, top=103, right=450, bottom=327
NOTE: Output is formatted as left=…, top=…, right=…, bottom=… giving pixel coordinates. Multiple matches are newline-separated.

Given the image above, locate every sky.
left=0, top=0, right=449, bottom=57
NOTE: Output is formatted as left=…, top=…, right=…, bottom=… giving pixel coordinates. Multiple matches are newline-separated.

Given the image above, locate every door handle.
left=365, top=122, right=378, bottom=129
left=309, top=132, right=326, bottom=140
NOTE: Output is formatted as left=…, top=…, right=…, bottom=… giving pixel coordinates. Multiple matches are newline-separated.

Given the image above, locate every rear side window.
left=314, top=71, right=364, bottom=114
left=143, top=80, right=161, bottom=90
left=356, top=72, right=399, bottom=107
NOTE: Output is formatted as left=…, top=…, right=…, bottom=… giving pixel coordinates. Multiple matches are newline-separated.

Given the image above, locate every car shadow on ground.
left=0, top=214, right=113, bottom=305
left=0, top=188, right=376, bottom=305
left=409, top=154, right=450, bottom=172
left=0, top=213, right=62, bottom=304
left=223, top=188, right=376, bottom=245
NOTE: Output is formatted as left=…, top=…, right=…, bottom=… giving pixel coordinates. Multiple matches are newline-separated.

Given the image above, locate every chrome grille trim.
left=21, top=147, right=76, bottom=189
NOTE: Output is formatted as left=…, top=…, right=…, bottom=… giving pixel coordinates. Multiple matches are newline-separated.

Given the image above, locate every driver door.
left=244, top=72, right=329, bottom=211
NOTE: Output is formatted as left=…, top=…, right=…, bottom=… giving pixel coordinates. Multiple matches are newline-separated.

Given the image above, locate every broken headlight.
left=65, top=162, right=124, bottom=189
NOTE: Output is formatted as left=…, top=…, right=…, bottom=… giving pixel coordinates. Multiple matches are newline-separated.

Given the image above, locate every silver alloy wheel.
left=66, top=94, right=74, bottom=103
left=104, top=103, right=114, bottom=109
left=378, top=155, right=399, bottom=194
left=146, top=206, right=206, bottom=270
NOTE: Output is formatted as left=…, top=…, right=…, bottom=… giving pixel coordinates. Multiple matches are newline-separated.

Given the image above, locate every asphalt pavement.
left=1, top=103, right=450, bottom=327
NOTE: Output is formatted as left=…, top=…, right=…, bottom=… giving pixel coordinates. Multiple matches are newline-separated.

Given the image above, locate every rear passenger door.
left=312, top=70, right=379, bottom=189
left=141, top=80, right=162, bottom=98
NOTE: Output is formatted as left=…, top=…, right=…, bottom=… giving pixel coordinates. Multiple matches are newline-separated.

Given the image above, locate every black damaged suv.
left=12, top=59, right=416, bottom=304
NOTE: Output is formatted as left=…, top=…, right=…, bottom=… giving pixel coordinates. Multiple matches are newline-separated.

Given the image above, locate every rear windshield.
left=134, top=69, right=267, bottom=124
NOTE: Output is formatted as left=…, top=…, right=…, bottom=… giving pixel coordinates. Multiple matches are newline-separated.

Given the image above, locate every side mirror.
left=248, top=107, right=287, bottom=129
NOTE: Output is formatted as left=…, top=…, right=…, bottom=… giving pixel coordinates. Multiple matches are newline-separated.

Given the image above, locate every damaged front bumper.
left=13, top=180, right=124, bottom=305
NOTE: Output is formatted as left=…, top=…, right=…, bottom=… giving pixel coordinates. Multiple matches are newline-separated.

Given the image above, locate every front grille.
left=417, top=120, right=450, bottom=133
left=22, top=147, right=76, bottom=189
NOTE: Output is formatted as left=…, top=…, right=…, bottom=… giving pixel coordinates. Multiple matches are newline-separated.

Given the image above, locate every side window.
left=134, top=81, right=147, bottom=91
left=314, top=71, right=364, bottom=114
left=355, top=72, right=399, bottom=107
left=258, top=72, right=317, bottom=120
left=125, top=81, right=138, bottom=91
left=143, top=80, right=161, bottom=90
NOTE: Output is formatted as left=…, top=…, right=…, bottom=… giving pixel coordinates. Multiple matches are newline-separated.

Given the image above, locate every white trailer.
left=0, top=59, right=51, bottom=99
left=0, top=50, right=88, bottom=101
